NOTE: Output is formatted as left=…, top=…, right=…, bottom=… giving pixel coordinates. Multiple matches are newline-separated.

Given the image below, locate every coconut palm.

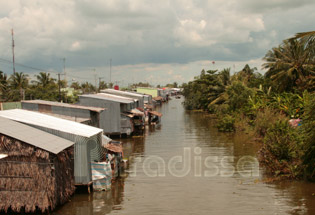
left=33, top=72, right=56, bottom=88
left=292, top=30, right=315, bottom=47
left=70, top=81, right=81, bottom=90
left=81, top=82, right=96, bottom=94
left=262, top=39, right=315, bottom=92
left=0, top=71, right=9, bottom=101
left=9, top=72, right=29, bottom=100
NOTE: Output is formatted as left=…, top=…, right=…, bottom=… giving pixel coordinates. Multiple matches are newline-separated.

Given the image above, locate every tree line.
left=181, top=31, right=315, bottom=181
left=0, top=72, right=112, bottom=103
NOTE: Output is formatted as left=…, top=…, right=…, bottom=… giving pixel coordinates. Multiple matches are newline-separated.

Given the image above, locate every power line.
left=0, top=57, right=57, bottom=74
left=0, top=57, right=88, bottom=81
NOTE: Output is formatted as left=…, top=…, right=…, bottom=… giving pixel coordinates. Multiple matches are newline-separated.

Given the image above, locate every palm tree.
left=70, top=81, right=81, bottom=90
left=98, top=81, right=107, bottom=91
left=292, top=30, right=315, bottom=47
left=33, top=72, right=55, bottom=88
left=9, top=72, right=29, bottom=100
left=262, top=39, right=315, bottom=92
left=0, top=71, right=9, bottom=101
left=81, top=82, right=95, bottom=94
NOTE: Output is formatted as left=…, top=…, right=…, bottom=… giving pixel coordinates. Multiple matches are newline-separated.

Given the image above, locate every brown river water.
left=54, top=98, right=315, bottom=215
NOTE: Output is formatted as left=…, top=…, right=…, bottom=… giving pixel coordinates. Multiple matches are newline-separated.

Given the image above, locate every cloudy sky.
left=0, top=0, right=314, bottom=86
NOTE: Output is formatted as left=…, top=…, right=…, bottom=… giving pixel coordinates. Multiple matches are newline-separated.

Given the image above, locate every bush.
left=216, top=114, right=235, bottom=132
left=259, top=119, right=303, bottom=178
left=227, top=81, right=254, bottom=112
left=264, top=120, right=300, bottom=161
left=254, top=108, right=288, bottom=137
left=301, top=94, right=315, bottom=180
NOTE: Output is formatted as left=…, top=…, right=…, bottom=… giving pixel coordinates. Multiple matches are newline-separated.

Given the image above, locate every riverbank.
left=181, top=67, right=315, bottom=181
left=54, top=98, right=315, bottom=214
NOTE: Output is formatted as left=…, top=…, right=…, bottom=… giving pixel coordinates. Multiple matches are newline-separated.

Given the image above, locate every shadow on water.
left=54, top=98, right=315, bottom=215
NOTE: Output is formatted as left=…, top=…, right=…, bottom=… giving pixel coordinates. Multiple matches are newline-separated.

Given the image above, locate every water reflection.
left=54, top=98, right=315, bottom=215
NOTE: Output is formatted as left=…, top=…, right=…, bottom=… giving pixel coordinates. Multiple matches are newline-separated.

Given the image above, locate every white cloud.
left=0, top=0, right=314, bottom=84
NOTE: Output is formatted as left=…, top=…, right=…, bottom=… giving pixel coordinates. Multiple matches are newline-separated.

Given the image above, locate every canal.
left=54, top=98, right=315, bottom=215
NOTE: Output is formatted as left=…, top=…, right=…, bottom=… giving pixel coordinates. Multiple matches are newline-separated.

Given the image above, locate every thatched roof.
left=0, top=134, right=75, bottom=213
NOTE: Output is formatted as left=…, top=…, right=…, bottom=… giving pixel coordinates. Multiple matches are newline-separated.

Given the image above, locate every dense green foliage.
left=182, top=32, right=315, bottom=180
left=0, top=71, right=100, bottom=103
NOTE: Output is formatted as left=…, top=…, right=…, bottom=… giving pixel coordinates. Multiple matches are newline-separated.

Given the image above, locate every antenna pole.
left=11, top=29, right=16, bottom=74
left=110, top=58, right=112, bottom=85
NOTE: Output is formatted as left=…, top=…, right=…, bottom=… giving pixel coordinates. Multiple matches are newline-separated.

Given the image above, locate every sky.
left=0, top=0, right=314, bottom=86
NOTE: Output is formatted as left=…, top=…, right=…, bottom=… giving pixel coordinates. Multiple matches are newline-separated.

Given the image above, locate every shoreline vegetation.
left=181, top=31, right=315, bottom=181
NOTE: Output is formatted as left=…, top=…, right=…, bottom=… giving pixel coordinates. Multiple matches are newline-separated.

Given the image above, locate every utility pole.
left=93, top=68, right=97, bottom=92
left=98, top=77, right=103, bottom=92
left=62, top=57, right=67, bottom=85
left=110, top=58, right=112, bottom=87
left=58, top=73, right=61, bottom=102
left=11, top=29, right=16, bottom=74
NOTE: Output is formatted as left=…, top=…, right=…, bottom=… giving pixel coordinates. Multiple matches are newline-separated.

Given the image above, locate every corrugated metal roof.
left=80, top=94, right=134, bottom=104
left=0, top=109, right=103, bottom=138
left=40, top=112, right=91, bottom=123
left=101, top=89, right=144, bottom=98
left=22, top=100, right=105, bottom=112
left=98, top=93, right=138, bottom=102
left=0, top=116, right=74, bottom=154
left=132, top=91, right=151, bottom=98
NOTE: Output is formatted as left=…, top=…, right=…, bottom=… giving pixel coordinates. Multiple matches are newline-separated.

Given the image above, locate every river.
left=54, top=97, right=315, bottom=215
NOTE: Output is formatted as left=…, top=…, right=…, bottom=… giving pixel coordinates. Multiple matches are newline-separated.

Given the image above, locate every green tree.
left=263, top=39, right=315, bottom=92
left=33, top=72, right=56, bottom=88
left=81, top=82, right=96, bottom=94
left=9, top=72, right=29, bottom=101
left=302, top=93, right=315, bottom=180
left=226, top=81, right=254, bottom=111
left=70, top=81, right=81, bottom=90
left=0, top=71, right=9, bottom=101
left=99, top=81, right=108, bottom=91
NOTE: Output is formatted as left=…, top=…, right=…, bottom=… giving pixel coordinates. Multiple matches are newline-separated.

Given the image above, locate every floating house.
left=101, top=89, right=145, bottom=108
left=79, top=93, right=137, bottom=136
left=136, top=87, right=159, bottom=97
left=136, top=87, right=169, bottom=102
left=0, top=116, right=75, bottom=213
left=21, top=100, right=106, bottom=127
left=0, top=109, right=104, bottom=186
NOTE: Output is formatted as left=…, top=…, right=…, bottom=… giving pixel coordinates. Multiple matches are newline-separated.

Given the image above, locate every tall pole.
left=93, top=68, right=97, bottom=92
left=98, top=77, right=103, bottom=92
left=11, top=29, right=16, bottom=74
left=110, top=58, right=112, bottom=86
left=62, top=57, right=67, bottom=85
left=58, top=73, right=61, bottom=102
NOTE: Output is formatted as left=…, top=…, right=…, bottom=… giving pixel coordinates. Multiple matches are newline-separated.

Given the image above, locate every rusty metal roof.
left=129, top=108, right=145, bottom=116
left=104, top=143, right=123, bottom=153
left=148, top=110, right=163, bottom=117
left=0, top=116, right=74, bottom=154
left=153, top=96, right=163, bottom=101
left=22, top=100, right=105, bottom=112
